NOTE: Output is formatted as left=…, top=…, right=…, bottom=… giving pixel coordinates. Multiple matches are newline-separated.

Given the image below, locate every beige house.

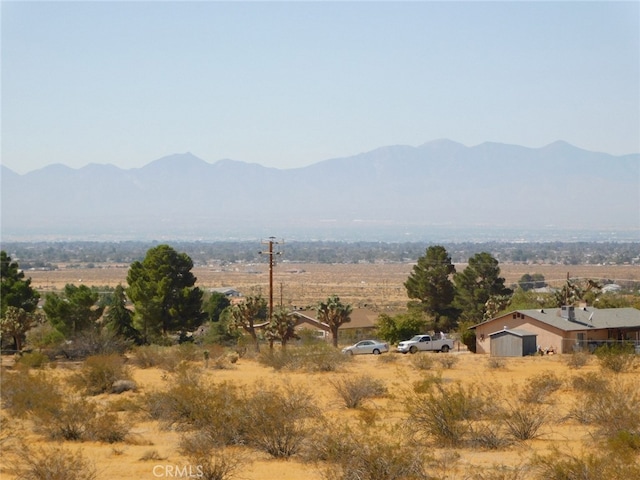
left=291, top=308, right=380, bottom=342
left=472, top=306, right=640, bottom=354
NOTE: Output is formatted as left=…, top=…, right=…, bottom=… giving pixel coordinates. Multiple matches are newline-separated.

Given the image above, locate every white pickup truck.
left=396, top=334, right=454, bottom=354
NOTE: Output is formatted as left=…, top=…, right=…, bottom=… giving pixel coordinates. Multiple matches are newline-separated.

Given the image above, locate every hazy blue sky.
left=2, top=1, right=638, bottom=174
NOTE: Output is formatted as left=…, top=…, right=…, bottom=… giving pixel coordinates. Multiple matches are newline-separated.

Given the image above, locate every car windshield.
left=409, top=335, right=422, bottom=341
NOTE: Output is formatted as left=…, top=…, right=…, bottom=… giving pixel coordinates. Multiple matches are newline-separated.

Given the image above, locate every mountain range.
left=2, top=140, right=639, bottom=242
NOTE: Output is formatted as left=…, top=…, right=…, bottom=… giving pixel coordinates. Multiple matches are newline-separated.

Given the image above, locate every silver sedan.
left=341, top=340, right=389, bottom=355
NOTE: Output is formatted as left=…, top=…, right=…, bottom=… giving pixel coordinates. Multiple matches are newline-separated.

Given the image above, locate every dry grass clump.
left=14, top=351, right=50, bottom=370
left=487, top=356, right=507, bottom=369
left=69, top=353, right=133, bottom=395
left=132, top=343, right=203, bottom=371
left=569, top=371, right=609, bottom=394
left=503, top=402, right=549, bottom=441
left=594, top=343, right=637, bottom=373
left=242, top=382, right=321, bottom=458
left=1, top=369, right=62, bottom=418
left=412, top=372, right=443, bottom=394
left=331, top=374, right=387, bottom=408
left=7, top=443, right=97, bottom=480
left=145, top=366, right=244, bottom=445
left=406, top=382, right=487, bottom=447
left=258, top=343, right=349, bottom=372
left=410, top=354, right=435, bottom=370
left=531, top=445, right=640, bottom=479
left=437, top=354, right=459, bottom=369
left=519, top=370, right=562, bottom=404
left=311, top=422, right=431, bottom=480
left=564, top=350, right=590, bottom=369
left=568, top=379, right=640, bottom=440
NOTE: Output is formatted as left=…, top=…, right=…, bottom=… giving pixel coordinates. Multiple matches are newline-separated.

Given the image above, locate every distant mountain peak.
left=2, top=140, right=637, bottom=241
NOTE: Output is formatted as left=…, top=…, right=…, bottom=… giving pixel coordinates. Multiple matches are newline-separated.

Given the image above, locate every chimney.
left=561, top=305, right=575, bottom=321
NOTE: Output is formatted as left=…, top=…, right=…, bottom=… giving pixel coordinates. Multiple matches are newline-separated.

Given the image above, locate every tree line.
left=2, top=244, right=638, bottom=356
left=1, top=246, right=353, bottom=355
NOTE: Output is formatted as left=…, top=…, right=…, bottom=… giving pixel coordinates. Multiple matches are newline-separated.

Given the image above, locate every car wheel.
left=373, top=349, right=380, bottom=355
left=441, top=345, right=450, bottom=353
left=409, top=346, right=418, bottom=354
left=347, top=350, right=354, bottom=355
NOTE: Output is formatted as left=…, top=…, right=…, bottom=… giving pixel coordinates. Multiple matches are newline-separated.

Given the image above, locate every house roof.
left=290, top=308, right=381, bottom=331
left=489, top=328, right=537, bottom=338
left=474, top=307, right=640, bottom=332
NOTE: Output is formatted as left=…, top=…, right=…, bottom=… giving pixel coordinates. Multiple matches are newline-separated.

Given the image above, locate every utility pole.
left=259, top=237, right=284, bottom=319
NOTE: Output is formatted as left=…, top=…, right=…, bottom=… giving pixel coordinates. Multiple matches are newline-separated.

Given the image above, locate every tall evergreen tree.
left=1, top=251, right=40, bottom=317
left=43, top=284, right=104, bottom=336
left=453, top=252, right=512, bottom=324
left=126, top=245, right=204, bottom=343
left=404, top=245, right=457, bottom=330
left=317, top=295, right=352, bottom=347
left=205, top=291, right=231, bottom=323
left=104, top=284, right=141, bottom=344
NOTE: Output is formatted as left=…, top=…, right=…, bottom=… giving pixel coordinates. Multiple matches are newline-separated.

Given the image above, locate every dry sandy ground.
left=26, top=263, right=640, bottom=308
left=2, top=350, right=638, bottom=480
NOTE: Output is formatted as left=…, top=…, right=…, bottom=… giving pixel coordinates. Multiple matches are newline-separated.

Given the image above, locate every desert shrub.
left=241, top=382, right=321, bottom=458
left=594, top=343, right=637, bottom=373
left=15, top=351, right=49, bottom=369
left=132, top=345, right=181, bottom=371
left=568, top=380, right=640, bottom=438
left=607, top=429, right=640, bottom=454
left=54, top=328, right=130, bottom=359
left=299, top=343, right=350, bottom=372
left=257, top=343, right=348, bottom=372
left=145, top=367, right=244, bottom=445
left=179, top=437, right=245, bottom=480
left=174, top=342, right=201, bottom=361
left=258, top=348, right=296, bottom=370
left=85, top=410, right=131, bottom=443
left=69, top=353, right=132, bottom=395
left=468, top=422, right=513, bottom=450
left=316, top=423, right=430, bottom=480
left=412, top=372, right=443, bottom=394
left=569, top=371, right=610, bottom=394
left=0, top=370, right=62, bottom=418
left=565, top=351, right=590, bottom=369
left=188, top=451, right=243, bottom=480
left=487, top=356, right=506, bottom=369
left=8, top=443, right=97, bottom=480
left=32, top=396, right=96, bottom=441
left=331, top=375, right=387, bottom=408
left=406, top=382, right=486, bottom=447
left=503, top=402, right=548, bottom=441
left=530, top=446, right=640, bottom=479
left=377, top=351, right=397, bottom=363
left=410, top=354, right=435, bottom=370
left=519, top=370, right=562, bottom=404
left=205, top=346, right=238, bottom=370
left=436, top=354, right=459, bottom=369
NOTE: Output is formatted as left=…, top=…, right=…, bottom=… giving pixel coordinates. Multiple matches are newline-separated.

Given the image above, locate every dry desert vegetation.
left=1, top=344, right=639, bottom=480
left=3, top=262, right=640, bottom=479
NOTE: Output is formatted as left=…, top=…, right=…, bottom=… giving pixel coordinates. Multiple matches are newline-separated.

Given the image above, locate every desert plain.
left=2, top=261, right=639, bottom=479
